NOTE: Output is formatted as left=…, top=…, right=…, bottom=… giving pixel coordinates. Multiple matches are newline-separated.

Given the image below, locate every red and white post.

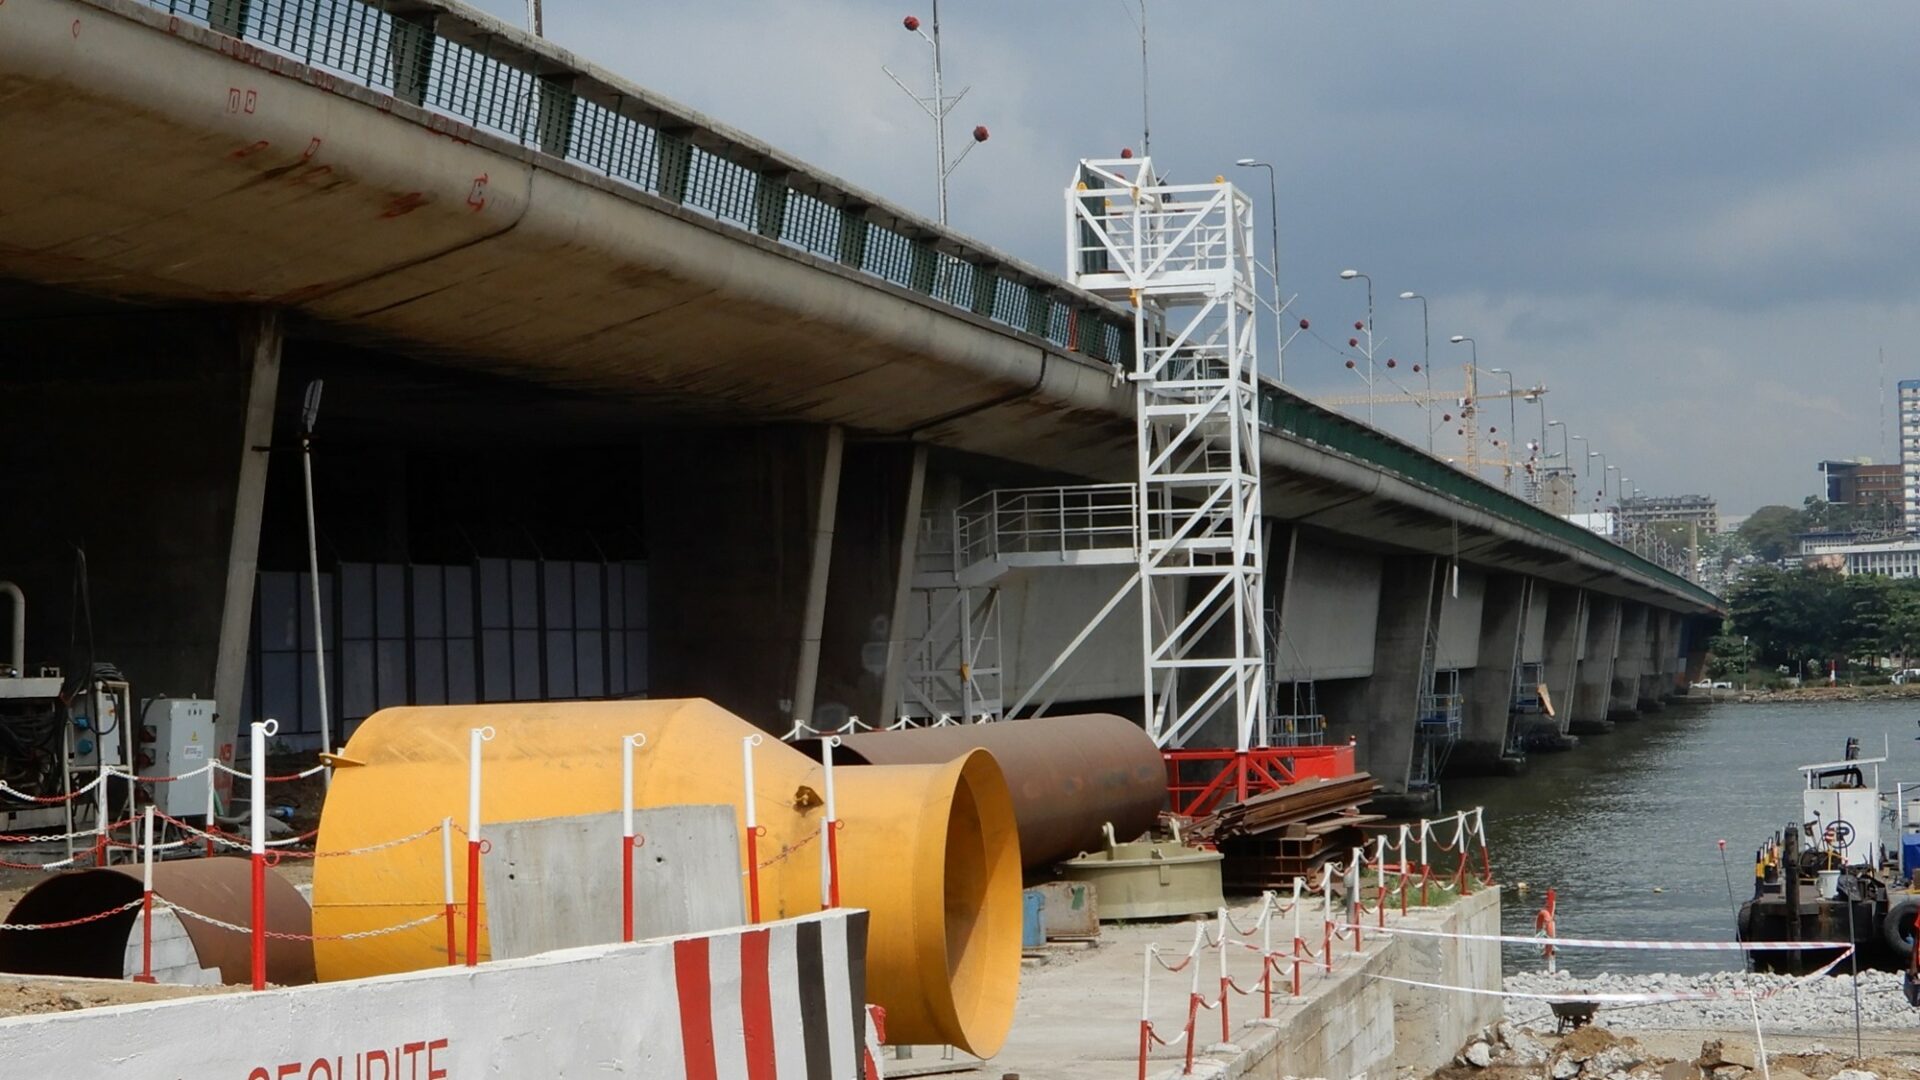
left=1398, top=823, right=1412, bottom=913
left=742, top=734, right=764, bottom=924
left=1216, top=905, right=1230, bottom=1040
left=1419, top=818, right=1431, bottom=906
left=249, top=718, right=275, bottom=990
left=1320, top=868, right=1334, bottom=974
left=441, top=815, right=456, bottom=965
left=1374, top=834, right=1389, bottom=929
left=203, top=768, right=219, bottom=858
left=1290, top=876, right=1305, bottom=996
left=1137, top=944, right=1154, bottom=1080
left=621, top=732, right=647, bottom=942
left=465, top=725, right=494, bottom=968
left=820, top=735, right=842, bottom=909
left=93, top=773, right=109, bottom=867
left=134, top=806, right=155, bottom=983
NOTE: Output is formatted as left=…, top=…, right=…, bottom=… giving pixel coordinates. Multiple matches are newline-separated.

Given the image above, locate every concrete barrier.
left=1, top=910, right=874, bottom=1080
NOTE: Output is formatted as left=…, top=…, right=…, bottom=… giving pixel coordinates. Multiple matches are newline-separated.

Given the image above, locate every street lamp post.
left=1339, top=270, right=1374, bottom=423
left=886, top=4, right=989, bottom=226
left=1235, top=159, right=1284, bottom=383
left=1399, top=291, right=1432, bottom=451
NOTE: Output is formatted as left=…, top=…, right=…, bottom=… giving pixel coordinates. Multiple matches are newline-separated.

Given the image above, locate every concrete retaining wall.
left=2, top=910, right=872, bottom=1080
left=1198, top=887, right=1503, bottom=1080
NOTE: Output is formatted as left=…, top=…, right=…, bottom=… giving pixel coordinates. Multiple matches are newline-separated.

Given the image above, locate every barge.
left=1737, top=738, right=1920, bottom=974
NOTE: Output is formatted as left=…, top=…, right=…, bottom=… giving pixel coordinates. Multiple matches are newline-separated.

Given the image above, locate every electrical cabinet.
left=140, top=698, right=215, bottom=817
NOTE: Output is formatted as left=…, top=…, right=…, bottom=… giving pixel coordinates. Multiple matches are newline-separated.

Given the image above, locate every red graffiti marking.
left=245, top=89, right=258, bottom=114
left=250, top=1039, right=447, bottom=1080
left=382, top=192, right=428, bottom=218
left=229, top=140, right=271, bottom=160
left=227, top=87, right=242, bottom=114
left=301, top=137, right=322, bottom=161
left=467, top=174, right=488, bottom=212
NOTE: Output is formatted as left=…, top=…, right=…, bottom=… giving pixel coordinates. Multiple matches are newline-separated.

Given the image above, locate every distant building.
left=1805, top=537, right=1920, bottom=579
left=1616, top=494, right=1719, bottom=536
left=1530, top=467, right=1579, bottom=516
left=1567, top=510, right=1616, bottom=538
left=1819, top=459, right=1902, bottom=509
left=1901, top=379, right=1920, bottom=530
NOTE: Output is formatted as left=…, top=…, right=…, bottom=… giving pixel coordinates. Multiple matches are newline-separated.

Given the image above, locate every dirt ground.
left=0, top=974, right=232, bottom=1017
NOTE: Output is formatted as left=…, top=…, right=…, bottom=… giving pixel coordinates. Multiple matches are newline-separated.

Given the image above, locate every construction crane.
left=1317, top=363, right=1547, bottom=491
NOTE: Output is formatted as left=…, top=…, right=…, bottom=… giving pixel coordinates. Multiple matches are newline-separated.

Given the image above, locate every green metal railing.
left=140, top=0, right=1133, bottom=366
left=135, top=0, right=1714, bottom=608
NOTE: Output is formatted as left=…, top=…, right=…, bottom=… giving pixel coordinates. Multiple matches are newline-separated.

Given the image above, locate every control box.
left=140, top=698, right=215, bottom=817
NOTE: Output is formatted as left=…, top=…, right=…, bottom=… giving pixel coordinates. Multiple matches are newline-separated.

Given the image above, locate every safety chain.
left=161, top=900, right=445, bottom=942
left=0, top=897, right=144, bottom=930
left=156, top=812, right=441, bottom=859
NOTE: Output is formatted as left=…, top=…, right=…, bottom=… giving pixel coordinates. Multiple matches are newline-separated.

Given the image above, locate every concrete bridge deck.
left=0, top=0, right=1720, bottom=798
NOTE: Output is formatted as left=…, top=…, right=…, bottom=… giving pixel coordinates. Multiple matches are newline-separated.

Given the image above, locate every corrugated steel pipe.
left=0, top=856, right=314, bottom=985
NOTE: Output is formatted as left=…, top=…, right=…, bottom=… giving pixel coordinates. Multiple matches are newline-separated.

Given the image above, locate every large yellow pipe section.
left=310, top=699, right=1021, bottom=1056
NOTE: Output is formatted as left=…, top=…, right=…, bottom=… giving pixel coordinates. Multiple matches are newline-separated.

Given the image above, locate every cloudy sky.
left=470, top=0, right=1920, bottom=515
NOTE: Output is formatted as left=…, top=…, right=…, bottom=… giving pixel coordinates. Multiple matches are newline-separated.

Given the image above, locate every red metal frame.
left=1163, top=741, right=1357, bottom=818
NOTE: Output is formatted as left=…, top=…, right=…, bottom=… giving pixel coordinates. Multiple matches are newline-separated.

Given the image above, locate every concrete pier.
left=1570, top=594, right=1621, bottom=735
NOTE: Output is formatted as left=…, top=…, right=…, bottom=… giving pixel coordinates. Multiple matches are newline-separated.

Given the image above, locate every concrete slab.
left=484, top=807, right=742, bottom=960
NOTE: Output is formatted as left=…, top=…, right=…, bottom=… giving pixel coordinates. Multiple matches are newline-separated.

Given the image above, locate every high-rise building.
left=1900, top=379, right=1920, bottom=531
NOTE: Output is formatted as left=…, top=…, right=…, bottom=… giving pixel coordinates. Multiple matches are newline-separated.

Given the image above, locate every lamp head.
left=1449, top=335, right=1466, bottom=344
left=1235, top=158, right=1259, bottom=166
left=1339, top=269, right=1359, bottom=280
left=1489, top=367, right=1508, bottom=374
left=1398, top=291, right=1417, bottom=300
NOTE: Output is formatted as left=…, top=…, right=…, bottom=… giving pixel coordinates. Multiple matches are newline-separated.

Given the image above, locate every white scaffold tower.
left=1067, top=157, right=1267, bottom=750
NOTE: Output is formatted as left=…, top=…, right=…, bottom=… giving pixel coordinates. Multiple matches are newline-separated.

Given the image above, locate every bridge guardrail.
left=127, top=0, right=1715, bottom=610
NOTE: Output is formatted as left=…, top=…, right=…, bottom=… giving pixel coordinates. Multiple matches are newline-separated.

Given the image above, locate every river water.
left=1446, top=698, right=1920, bottom=975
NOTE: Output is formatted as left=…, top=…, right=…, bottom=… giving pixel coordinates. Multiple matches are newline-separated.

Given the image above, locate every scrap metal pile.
left=1185, top=772, right=1381, bottom=890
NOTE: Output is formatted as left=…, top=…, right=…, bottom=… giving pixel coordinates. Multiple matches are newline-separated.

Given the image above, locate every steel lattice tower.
left=1066, top=158, right=1267, bottom=750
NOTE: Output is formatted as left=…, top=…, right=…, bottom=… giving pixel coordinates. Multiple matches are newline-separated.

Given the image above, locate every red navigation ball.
left=972, top=125, right=990, bottom=142
left=1120, top=147, right=1134, bottom=159
left=1412, top=364, right=1422, bottom=373
left=1348, top=337, right=1358, bottom=347
left=1386, top=358, right=1397, bottom=368
left=1354, top=321, right=1364, bottom=331
left=1345, top=360, right=1356, bottom=369
left=1443, top=413, right=1452, bottom=421
left=1299, top=318, right=1309, bottom=329
left=903, top=14, right=920, bottom=30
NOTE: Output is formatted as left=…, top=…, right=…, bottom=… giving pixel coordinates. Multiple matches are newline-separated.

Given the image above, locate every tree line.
left=1722, top=565, right=1920, bottom=674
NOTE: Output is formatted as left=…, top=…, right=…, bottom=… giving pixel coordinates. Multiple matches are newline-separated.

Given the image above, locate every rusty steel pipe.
left=0, top=856, right=314, bottom=985
left=828, top=714, right=1166, bottom=869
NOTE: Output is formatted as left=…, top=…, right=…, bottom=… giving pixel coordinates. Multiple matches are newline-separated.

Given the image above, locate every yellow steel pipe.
left=311, top=699, right=1022, bottom=1056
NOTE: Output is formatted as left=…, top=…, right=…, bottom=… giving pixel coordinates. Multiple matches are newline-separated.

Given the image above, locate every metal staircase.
left=1411, top=616, right=1463, bottom=789
left=1066, top=157, right=1267, bottom=750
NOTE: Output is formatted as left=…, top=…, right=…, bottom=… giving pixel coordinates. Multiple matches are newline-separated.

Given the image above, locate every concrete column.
left=1638, top=611, right=1670, bottom=709
left=815, top=442, right=925, bottom=727
left=0, top=307, right=281, bottom=771
left=1321, top=555, right=1442, bottom=796
left=1538, top=587, right=1584, bottom=741
left=644, top=426, right=838, bottom=731
left=1570, top=594, right=1620, bottom=735
left=1449, top=575, right=1526, bottom=776
left=1683, top=615, right=1714, bottom=686
left=1609, top=602, right=1649, bottom=720
left=789, top=426, right=845, bottom=730
left=213, top=313, right=283, bottom=764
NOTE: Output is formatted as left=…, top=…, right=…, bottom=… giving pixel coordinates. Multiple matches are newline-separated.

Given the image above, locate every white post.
left=742, top=734, right=765, bottom=923
left=95, top=772, right=110, bottom=866
left=142, top=806, right=155, bottom=890
left=821, top=735, right=842, bottom=908
left=464, top=725, right=494, bottom=967
left=248, top=718, right=276, bottom=990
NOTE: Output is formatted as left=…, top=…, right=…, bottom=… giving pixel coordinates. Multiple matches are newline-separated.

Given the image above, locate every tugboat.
left=1736, top=738, right=1920, bottom=974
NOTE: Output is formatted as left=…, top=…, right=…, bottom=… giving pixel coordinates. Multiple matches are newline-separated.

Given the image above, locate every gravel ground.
left=1503, top=969, right=1920, bottom=1034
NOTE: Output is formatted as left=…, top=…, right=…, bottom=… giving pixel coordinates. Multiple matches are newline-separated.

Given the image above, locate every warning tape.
left=1337, top=923, right=1855, bottom=952
left=1374, top=947, right=1853, bottom=1003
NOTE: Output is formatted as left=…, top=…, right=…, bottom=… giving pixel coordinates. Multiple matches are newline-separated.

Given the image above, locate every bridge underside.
left=0, top=0, right=1719, bottom=799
